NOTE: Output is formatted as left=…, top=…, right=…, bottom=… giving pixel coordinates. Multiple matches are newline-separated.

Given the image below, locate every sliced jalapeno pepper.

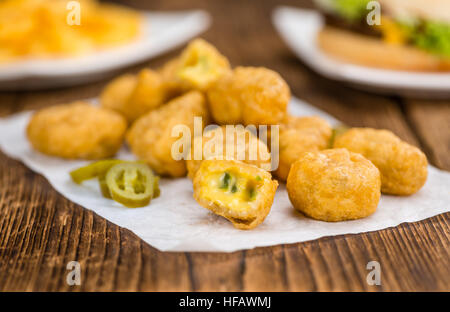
left=70, top=159, right=124, bottom=184
left=105, top=162, right=159, bottom=208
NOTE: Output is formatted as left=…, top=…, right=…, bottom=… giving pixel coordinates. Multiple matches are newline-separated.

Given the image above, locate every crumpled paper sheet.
left=0, top=97, right=448, bottom=252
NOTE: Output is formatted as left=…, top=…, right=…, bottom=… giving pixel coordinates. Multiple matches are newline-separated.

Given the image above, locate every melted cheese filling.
left=202, top=171, right=262, bottom=213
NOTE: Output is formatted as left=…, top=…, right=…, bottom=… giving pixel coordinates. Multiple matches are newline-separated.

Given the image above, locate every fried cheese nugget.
left=187, top=125, right=272, bottom=179
left=27, top=102, right=127, bottom=159
left=125, top=69, right=170, bottom=121
left=205, top=70, right=241, bottom=124
left=158, top=39, right=231, bottom=92
left=177, top=38, right=231, bottom=90
left=333, top=128, right=428, bottom=195
left=276, top=116, right=332, bottom=181
left=207, top=67, right=290, bottom=125
left=193, top=160, right=278, bottom=230
left=100, top=73, right=137, bottom=121
left=286, top=149, right=381, bottom=222
left=157, top=58, right=188, bottom=96
left=100, top=69, right=169, bottom=123
left=126, top=91, right=210, bottom=177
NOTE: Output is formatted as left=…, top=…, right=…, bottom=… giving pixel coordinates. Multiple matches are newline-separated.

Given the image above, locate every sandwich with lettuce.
left=315, top=0, right=450, bottom=71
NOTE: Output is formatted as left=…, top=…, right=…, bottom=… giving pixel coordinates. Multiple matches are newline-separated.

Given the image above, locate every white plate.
left=0, top=10, right=211, bottom=90
left=272, top=6, right=450, bottom=98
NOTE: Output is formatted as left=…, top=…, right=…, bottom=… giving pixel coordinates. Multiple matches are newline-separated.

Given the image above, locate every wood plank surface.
left=0, top=0, right=448, bottom=291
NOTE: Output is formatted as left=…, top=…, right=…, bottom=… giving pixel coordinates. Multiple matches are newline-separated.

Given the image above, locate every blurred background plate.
left=273, top=6, right=450, bottom=99
left=0, top=10, right=210, bottom=90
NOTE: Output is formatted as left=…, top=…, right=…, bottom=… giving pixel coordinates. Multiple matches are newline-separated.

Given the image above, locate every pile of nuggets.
left=26, top=38, right=428, bottom=230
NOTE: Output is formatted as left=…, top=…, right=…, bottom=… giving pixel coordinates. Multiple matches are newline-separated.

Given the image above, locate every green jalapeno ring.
left=105, top=162, right=158, bottom=208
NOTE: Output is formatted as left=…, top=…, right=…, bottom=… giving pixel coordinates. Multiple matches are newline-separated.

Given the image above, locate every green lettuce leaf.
left=412, top=21, right=450, bottom=58
left=332, top=0, right=371, bottom=21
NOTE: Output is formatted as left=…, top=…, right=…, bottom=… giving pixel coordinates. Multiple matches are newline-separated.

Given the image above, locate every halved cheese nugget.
left=159, top=39, right=231, bottom=92
left=193, top=160, right=278, bottom=230
left=177, top=38, right=231, bottom=90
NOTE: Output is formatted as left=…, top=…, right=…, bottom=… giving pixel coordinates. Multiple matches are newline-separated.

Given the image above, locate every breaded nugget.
left=187, top=125, right=272, bottom=179
left=27, top=102, right=127, bottom=159
left=207, top=66, right=290, bottom=125
left=276, top=116, right=332, bottom=181
left=157, top=57, right=188, bottom=96
left=287, top=149, right=381, bottom=222
left=100, top=73, right=136, bottom=121
left=126, top=91, right=210, bottom=177
left=100, top=69, right=169, bottom=123
left=177, top=38, right=231, bottom=90
left=333, top=128, right=428, bottom=195
left=193, top=160, right=278, bottom=229
left=205, top=70, right=241, bottom=124
left=125, top=69, right=170, bottom=121
left=158, top=39, right=230, bottom=92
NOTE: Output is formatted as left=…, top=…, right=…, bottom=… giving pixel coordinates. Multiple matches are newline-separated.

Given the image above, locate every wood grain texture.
left=0, top=0, right=449, bottom=291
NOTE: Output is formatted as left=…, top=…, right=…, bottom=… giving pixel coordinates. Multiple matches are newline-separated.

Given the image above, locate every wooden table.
left=0, top=0, right=449, bottom=291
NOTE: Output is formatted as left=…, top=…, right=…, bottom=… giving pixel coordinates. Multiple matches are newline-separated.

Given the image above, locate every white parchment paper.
left=0, top=97, right=448, bottom=252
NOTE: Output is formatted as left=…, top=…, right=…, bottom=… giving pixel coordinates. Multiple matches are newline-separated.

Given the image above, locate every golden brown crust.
left=100, top=69, right=172, bottom=123
left=286, top=149, right=381, bottom=222
left=27, top=102, right=127, bottom=159
left=100, top=74, right=137, bottom=122
left=333, top=128, right=428, bottom=195
left=125, top=69, right=169, bottom=121
left=157, top=57, right=189, bottom=97
left=126, top=91, right=210, bottom=177
left=236, top=67, right=290, bottom=125
left=318, top=26, right=450, bottom=72
left=193, top=160, right=278, bottom=229
left=207, top=67, right=290, bottom=126
left=275, top=116, right=332, bottom=181
left=206, top=71, right=242, bottom=124
left=186, top=125, right=272, bottom=179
